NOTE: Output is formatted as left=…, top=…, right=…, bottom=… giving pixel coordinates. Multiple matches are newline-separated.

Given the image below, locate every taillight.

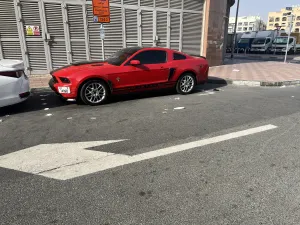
left=0, top=71, right=23, bottom=78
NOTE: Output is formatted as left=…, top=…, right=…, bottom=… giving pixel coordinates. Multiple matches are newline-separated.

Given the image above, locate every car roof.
left=139, top=46, right=174, bottom=52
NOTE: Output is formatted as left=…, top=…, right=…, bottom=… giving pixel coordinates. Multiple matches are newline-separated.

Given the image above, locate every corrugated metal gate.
left=0, top=0, right=204, bottom=75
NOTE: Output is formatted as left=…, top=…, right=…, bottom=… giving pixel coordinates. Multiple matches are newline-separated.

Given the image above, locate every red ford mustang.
left=49, top=47, right=209, bottom=106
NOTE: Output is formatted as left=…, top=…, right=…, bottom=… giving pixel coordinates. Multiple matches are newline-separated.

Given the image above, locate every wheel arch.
left=77, top=76, right=112, bottom=98
left=178, top=70, right=197, bottom=84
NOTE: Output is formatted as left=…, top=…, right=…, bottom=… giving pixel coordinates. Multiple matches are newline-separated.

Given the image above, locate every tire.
left=79, top=79, right=109, bottom=106
left=176, top=73, right=196, bottom=95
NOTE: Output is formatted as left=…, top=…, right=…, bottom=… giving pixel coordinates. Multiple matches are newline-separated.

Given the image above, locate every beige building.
left=267, top=6, right=300, bottom=32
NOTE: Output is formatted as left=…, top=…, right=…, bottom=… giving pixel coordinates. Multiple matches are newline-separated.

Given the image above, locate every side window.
left=130, top=50, right=167, bottom=64
left=173, top=53, right=186, bottom=60
left=266, top=38, right=271, bottom=44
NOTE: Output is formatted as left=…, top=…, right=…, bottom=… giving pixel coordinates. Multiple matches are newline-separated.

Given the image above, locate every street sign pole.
left=92, top=0, right=110, bottom=61
left=284, top=15, right=294, bottom=63
left=284, top=29, right=291, bottom=63
left=100, top=23, right=105, bottom=60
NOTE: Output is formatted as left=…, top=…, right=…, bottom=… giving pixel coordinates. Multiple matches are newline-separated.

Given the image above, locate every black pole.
left=231, top=0, right=240, bottom=59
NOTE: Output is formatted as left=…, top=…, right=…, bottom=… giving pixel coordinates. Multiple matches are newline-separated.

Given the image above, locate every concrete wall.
left=203, top=0, right=234, bottom=66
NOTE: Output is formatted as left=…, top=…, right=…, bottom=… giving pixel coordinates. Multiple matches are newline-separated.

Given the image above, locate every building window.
left=275, top=17, right=280, bottom=22
left=269, top=24, right=274, bottom=27
left=249, top=27, right=253, bottom=31
left=244, top=22, right=248, bottom=26
left=296, top=22, right=300, bottom=26
left=269, top=17, right=274, bottom=22
left=238, top=27, right=242, bottom=31
left=282, top=23, right=286, bottom=26
left=282, top=17, right=287, bottom=21
left=297, top=16, right=300, bottom=20
left=238, top=22, right=242, bottom=26
left=243, top=27, right=248, bottom=31
left=275, top=23, right=279, bottom=27
left=295, top=28, right=300, bottom=32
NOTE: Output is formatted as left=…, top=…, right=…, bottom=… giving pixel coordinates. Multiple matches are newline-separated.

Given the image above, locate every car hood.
left=51, top=60, right=117, bottom=77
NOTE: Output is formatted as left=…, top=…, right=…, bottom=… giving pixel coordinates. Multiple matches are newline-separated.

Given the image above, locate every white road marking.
left=0, top=140, right=126, bottom=180
left=198, top=92, right=215, bottom=96
left=0, top=125, right=277, bottom=180
left=44, top=108, right=49, bottom=111
left=174, top=107, right=185, bottom=110
left=45, top=114, right=52, bottom=117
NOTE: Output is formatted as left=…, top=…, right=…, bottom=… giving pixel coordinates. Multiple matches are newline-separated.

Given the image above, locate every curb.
left=207, top=78, right=300, bottom=87
left=225, top=56, right=300, bottom=62
left=30, top=87, right=51, bottom=93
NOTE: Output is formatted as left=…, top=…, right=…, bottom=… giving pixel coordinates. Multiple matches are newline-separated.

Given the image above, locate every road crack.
left=36, top=161, right=88, bottom=174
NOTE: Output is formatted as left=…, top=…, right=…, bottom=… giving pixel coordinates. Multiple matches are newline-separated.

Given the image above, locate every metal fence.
left=0, top=0, right=204, bottom=75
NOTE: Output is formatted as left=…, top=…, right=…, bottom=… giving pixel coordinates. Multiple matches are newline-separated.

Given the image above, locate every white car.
left=0, top=59, right=30, bottom=107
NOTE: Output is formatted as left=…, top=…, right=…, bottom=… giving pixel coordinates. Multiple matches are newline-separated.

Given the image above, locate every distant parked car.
left=49, top=47, right=209, bottom=106
left=0, top=59, right=30, bottom=107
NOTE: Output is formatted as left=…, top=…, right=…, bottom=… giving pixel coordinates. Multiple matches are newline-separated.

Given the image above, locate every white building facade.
left=228, top=16, right=266, bottom=33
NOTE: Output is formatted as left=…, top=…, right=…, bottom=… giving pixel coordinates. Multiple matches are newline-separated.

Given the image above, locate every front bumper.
left=48, top=78, right=77, bottom=99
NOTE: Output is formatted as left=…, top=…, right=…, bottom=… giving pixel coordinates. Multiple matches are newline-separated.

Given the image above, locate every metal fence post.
left=14, top=0, right=30, bottom=74
left=62, top=2, right=72, bottom=64
left=82, top=3, right=91, bottom=61
left=0, top=36, right=3, bottom=59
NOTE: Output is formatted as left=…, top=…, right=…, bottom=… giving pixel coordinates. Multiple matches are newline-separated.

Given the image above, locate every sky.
left=230, top=0, right=300, bottom=21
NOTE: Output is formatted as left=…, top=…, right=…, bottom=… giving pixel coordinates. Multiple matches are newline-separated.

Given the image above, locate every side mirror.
left=130, top=60, right=141, bottom=65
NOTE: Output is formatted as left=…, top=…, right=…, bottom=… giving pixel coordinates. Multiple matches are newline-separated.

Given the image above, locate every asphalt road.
left=1, top=84, right=300, bottom=224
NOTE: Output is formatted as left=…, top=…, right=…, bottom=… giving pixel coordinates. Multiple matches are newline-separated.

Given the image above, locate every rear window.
left=173, top=53, right=186, bottom=60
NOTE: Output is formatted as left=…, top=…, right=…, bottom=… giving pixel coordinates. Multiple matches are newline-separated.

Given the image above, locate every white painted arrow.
left=0, top=140, right=127, bottom=179
left=0, top=124, right=277, bottom=180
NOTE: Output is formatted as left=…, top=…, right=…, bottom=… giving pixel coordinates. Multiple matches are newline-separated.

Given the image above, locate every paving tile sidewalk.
left=208, top=61, right=300, bottom=86
left=29, top=61, right=300, bottom=88
left=29, top=74, right=51, bottom=89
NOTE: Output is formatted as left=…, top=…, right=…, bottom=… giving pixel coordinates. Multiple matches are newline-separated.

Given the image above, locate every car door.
left=128, top=50, right=170, bottom=84
left=110, top=50, right=170, bottom=91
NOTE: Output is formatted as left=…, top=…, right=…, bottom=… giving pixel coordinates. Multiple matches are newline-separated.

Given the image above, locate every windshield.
left=252, top=38, right=266, bottom=45
left=239, top=38, right=250, bottom=44
left=273, top=37, right=293, bottom=45
left=106, top=47, right=142, bottom=66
